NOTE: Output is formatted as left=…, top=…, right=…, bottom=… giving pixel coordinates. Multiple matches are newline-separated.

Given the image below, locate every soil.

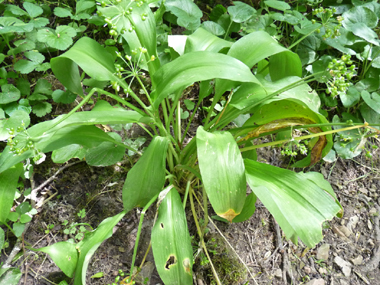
left=1, top=136, right=380, bottom=285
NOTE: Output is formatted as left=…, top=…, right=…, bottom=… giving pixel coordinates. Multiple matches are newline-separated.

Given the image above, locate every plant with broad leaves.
left=0, top=1, right=378, bottom=285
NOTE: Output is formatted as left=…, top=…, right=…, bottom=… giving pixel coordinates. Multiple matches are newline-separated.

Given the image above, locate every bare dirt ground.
left=1, top=137, right=380, bottom=285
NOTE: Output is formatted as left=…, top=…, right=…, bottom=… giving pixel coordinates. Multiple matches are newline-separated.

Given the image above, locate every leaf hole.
left=165, top=255, right=177, bottom=270
left=160, top=223, right=164, bottom=229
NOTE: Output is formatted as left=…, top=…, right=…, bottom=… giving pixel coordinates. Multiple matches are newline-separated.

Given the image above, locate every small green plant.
left=77, top=208, right=86, bottom=219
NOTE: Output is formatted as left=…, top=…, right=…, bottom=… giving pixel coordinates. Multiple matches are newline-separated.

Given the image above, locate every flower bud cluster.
left=312, top=7, right=343, bottom=39
left=326, top=55, right=356, bottom=97
left=281, top=142, right=308, bottom=157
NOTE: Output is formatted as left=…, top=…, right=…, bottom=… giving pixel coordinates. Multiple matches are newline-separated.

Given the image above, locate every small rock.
left=318, top=267, right=327, bottom=275
left=337, top=225, right=351, bottom=237
left=317, top=244, right=330, bottom=261
left=339, top=279, right=349, bottom=285
left=274, top=268, right=282, bottom=279
left=304, top=266, right=312, bottom=274
left=368, top=220, right=373, bottom=230
left=263, top=251, right=271, bottom=259
left=369, top=207, right=378, bottom=216
left=334, top=256, right=351, bottom=277
left=350, top=255, right=363, bottom=266
left=359, top=188, right=368, bottom=195
left=305, top=278, right=325, bottom=285
left=347, top=215, right=359, bottom=232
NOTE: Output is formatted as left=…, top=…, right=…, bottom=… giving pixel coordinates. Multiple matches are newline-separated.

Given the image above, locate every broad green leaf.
left=333, top=114, right=366, bottom=159
left=122, top=137, right=169, bottom=211
left=228, top=1, right=256, bottom=23
left=361, top=91, right=380, bottom=114
left=54, top=7, right=73, bottom=18
left=213, top=192, right=257, bottom=223
left=201, top=21, right=225, bottom=36
left=85, top=132, right=125, bottom=166
left=152, top=51, right=259, bottom=109
left=23, top=2, right=43, bottom=18
left=197, top=127, right=246, bottom=222
left=34, top=78, right=52, bottom=95
left=340, top=86, right=360, bottom=108
left=52, top=144, right=86, bottom=163
left=184, top=27, right=232, bottom=53
left=0, top=84, right=20, bottom=104
left=74, top=211, right=126, bottom=285
left=0, top=268, right=22, bottom=285
left=30, top=17, right=49, bottom=28
left=0, top=17, right=33, bottom=34
left=52, top=89, right=77, bottom=104
left=215, top=31, right=301, bottom=96
left=51, top=37, right=117, bottom=96
left=34, top=241, right=78, bottom=277
left=76, top=1, right=95, bottom=14
left=361, top=103, right=380, bottom=130
left=264, top=0, right=291, bottom=11
left=165, top=0, right=202, bottom=30
left=342, top=7, right=379, bottom=45
left=244, top=159, right=342, bottom=248
left=152, top=188, right=193, bottom=285
left=37, top=25, right=77, bottom=50
left=209, top=4, right=226, bottom=21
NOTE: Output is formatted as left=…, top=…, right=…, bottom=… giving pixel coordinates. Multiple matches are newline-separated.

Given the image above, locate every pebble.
left=337, top=225, right=352, bottom=237
left=350, top=255, right=363, bottom=266
left=339, top=279, right=349, bottom=285
left=334, top=256, right=351, bottom=277
left=369, top=207, right=378, bottom=216
left=304, top=266, right=312, bottom=274
left=304, top=278, right=325, bottom=285
left=346, top=215, right=359, bottom=232
left=359, top=188, right=368, bottom=195
left=317, top=244, right=330, bottom=261
left=318, top=267, right=327, bottom=275
left=274, top=268, right=282, bottom=279
left=368, top=220, right=373, bottom=230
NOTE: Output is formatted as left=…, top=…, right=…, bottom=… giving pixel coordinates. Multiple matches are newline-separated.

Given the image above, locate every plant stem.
left=288, top=24, right=322, bottom=50
left=177, top=101, right=182, bottom=144
left=189, top=190, right=221, bottom=285
left=130, top=194, right=159, bottom=278
left=135, top=74, right=153, bottom=106
left=240, top=123, right=369, bottom=152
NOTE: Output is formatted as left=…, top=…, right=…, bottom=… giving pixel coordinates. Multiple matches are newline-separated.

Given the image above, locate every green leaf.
left=152, top=51, right=259, bottom=109
left=184, top=27, right=232, bottom=53
left=23, top=2, right=43, bottom=18
left=52, top=144, right=86, bottom=163
left=85, top=132, right=125, bottom=166
left=360, top=102, right=380, bottom=130
left=54, top=7, right=73, bottom=18
left=20, top=214, right=32, bottom=223
left=0, top=227, right=4, bottom=250
left=35, top=241, right=78, bottom=277
left=76, top=1, right=95, bottom=14
left=0, top=84, right=20, bottom=104
left=90, top=272, right=104, bottom=279
left=340, top=86, right=360, bottom=108
left=14, top=51, right=45, bottom=74
left=333, top=114, right=366, bottom=159
left=122, top=137, right=169, bottom=211
left=228, top=1, right=256, bottom=23
left=0, top=17, right=33, bottom=34
left=213, top=192, right=257, bottom=223
left=209, top=4, right=226, bottom=21
left=201, top=21, right=225, bottom=36
left=184, top=99, right=195, bottom=110
left=30, top=17, right=49, bottom=28
left=152, top=188, right=193, bottom=285
left=52, top=89, right=77, bottom=104
left=32, top=101, right=52, bottom=117
left=361, top=91, right=380, bottom=114
left=165, top=0, right=202, bottom=30
left=0, top=268, right=22, bottom=285
left=244, top=159, right=342, bottom=248
left=197, top=127, right=246, bottom=222
left=342, top=6, right=379, bottom=45
left=264, top=0, right=291, bottom=11
left=13, top=222, right=25, bottom=237
left=51, top=37, right=117, bottom=96
left=74, top=211, right=126, bottom=285
left=37, top=26, right=77, bottom=50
